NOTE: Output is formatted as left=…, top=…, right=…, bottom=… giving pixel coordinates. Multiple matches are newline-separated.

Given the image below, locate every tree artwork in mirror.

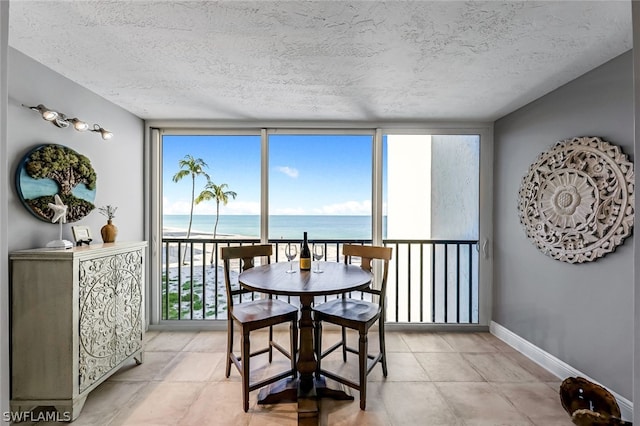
left=518, top=136, right=634, bottom=263
left=15, top=144, right=97, bottom=222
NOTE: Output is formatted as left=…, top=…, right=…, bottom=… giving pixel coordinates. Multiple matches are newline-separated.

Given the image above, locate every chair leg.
left=341, top=326, right=347, bottom=362
left=314, top=319, right=322, bottom=378
left=359, top=331, right=368, bottom=410
left=268, top=325, right=273, bottom=363
left=379, top=320, right=388, bottom=377
left=291, top=320, right=298, bottom=378
left=242, top=330, right=250, bottom=412
left=226, top=320, right=234, bottom=378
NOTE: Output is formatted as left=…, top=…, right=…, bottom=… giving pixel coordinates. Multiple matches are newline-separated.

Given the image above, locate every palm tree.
left=196, top=180, right=237, bottom=265
left=172, top=155, right=209, bottom=264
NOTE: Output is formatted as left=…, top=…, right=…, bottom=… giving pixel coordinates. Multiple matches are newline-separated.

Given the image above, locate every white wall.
left=7, top=48, right=145, bottom=251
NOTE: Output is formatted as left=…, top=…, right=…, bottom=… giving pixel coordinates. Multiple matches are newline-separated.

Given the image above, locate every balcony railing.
left=161, top=238, right=479, bottom=323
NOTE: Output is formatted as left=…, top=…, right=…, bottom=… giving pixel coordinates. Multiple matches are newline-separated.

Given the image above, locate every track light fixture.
left=91, top=124, right=113, bottom=140
left=23, top=104, right=113, bottom=140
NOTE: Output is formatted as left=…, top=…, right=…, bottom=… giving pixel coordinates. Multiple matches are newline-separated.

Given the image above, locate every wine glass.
left=313, top=243, right=324, bottom=273
left=285, top=243, right=298, bottom=273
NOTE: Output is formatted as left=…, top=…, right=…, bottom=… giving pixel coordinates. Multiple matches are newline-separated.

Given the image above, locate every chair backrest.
left=342, top=244, right=392, bottom=308
left=221, top=244, right=272, bottom=311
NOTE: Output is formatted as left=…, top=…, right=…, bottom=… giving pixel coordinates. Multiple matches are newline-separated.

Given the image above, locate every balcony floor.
left=25, top=330, right=571, bottom=425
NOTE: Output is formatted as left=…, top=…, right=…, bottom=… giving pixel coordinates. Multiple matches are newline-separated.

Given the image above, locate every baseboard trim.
left=490, top=321, right=633, bottom=421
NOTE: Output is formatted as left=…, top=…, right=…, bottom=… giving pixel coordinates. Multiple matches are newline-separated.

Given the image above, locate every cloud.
left=223, top=201, right=260, bottom=215
left=163, top=197, right=192, bottom=215
left=164, top=197, right=372, bottom=216
left=163, top=197, right=260, bottom=215
left=272, top=207, right=306, bottom=215
left=277, top=166, right=299, bottom=178
left=315, top=200, right=371, bottom=215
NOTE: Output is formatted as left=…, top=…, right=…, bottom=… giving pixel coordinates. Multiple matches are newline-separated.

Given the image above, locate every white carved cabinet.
left=10, top=242, right=147, bottom=421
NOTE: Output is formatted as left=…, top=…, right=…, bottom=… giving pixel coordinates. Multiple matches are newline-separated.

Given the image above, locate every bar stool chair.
left=221, top=244, right=298, bottom=412
left=313, top=244, right=392, bottom=410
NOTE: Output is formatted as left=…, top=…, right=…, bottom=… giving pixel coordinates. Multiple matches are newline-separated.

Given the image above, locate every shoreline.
left=163, top=226, right=256, bottom=239
left=162, top=227, right=340, bottom=266
left=162, top=227, right=256, bottom=267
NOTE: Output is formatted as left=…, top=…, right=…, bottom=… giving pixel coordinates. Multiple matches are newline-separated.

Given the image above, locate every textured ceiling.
left=8, top=1, right=633, bottom=122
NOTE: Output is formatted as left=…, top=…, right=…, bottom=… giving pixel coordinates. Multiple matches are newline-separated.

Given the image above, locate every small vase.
left=101, top=219, right=118, bottom=243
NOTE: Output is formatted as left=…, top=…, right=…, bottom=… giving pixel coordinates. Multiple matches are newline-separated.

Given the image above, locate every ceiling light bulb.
left=42, top=110, right=58, bottom=121
left=101, top=129, right=113, bottom=140
left=92, top=124, right=113, bottom=140
left=34, top=104, right=58, bottom=121
left=70, top=118, right=89, bottom=131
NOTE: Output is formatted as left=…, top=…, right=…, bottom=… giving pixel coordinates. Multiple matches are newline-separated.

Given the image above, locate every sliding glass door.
left=383, top=133, right=480, bottom=323
left=155, top=127, right=485, bottom=324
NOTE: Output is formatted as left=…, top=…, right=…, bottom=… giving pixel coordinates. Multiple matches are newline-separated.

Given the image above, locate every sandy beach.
left=161, top=227, right=342, bottom=320
left=162, top=227, right=341, bottom=266
left=162, top=226, right=254, bottom=239
left=163, top=226, right=256, bottom=265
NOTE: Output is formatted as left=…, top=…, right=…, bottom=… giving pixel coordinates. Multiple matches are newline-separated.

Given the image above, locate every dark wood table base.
left=240, top=264, right=371, bottom=425
left=257, top=376, right=353, bottom=424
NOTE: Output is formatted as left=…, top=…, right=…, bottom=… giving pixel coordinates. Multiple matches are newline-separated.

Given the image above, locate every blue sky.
left=163, top=134, right=375, bottom=215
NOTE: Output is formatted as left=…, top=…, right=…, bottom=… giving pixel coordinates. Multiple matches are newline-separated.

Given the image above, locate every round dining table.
left=239, top=261, right=372, bottom=423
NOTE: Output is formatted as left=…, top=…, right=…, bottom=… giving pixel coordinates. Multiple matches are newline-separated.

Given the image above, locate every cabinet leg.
left=9, top=399, right=85, bottom=423
left=134, top=350, right=144, bottom=365
left=54, top=395, right=87, bottom=422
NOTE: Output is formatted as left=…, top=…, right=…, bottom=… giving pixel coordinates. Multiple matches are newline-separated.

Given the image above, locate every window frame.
left=146, top=122, right=493, bottom=327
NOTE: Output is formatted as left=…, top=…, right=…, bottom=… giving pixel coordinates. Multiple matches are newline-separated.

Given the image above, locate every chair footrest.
left=338, top=344, right=381, bottom=363
left=318, top=345, right=383, bottom=383
left=248, top=347, right=270, bottom=358
left=320, top=341, right=343, bottom=359
left=233, top=346, right=269, bottom=364
left=271, top=341, right=292, bottom=359
left=366, top=353, right=382, bottom=375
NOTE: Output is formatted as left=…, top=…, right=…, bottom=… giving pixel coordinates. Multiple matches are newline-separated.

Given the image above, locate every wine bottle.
left=300, top=232, right=311, bottom=270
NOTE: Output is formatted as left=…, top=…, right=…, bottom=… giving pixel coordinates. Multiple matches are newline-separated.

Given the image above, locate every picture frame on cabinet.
left=71, top=226, right=92, bottom=246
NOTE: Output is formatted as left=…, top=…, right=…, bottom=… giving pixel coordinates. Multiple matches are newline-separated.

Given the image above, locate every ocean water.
left=163, top=215, right=384, bottom=239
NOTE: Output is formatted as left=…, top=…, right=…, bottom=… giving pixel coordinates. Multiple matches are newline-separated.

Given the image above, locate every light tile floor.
left=23, top=329, right=573, bottom=425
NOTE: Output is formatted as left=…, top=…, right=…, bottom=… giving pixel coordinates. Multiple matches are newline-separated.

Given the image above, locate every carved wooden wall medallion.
left=518, top=136, right=634, bottom=263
